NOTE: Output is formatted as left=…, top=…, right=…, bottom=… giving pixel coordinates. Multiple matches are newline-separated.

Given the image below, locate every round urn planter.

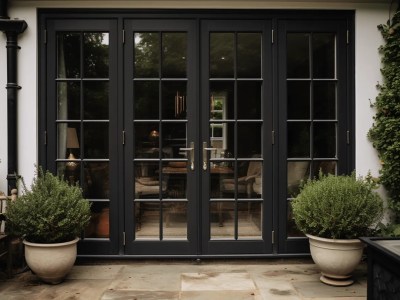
left=306, top=234, right=364, bottom=286
left=23, top=237, right=79, bottom=284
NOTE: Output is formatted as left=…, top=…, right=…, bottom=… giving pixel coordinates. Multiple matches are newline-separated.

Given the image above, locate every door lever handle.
left=179, top=142, right=195, bottom=170
left=203, top=142, right=217, bottom=171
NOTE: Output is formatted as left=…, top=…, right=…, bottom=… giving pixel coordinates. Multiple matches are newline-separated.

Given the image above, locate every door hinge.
left=347, top=30, right=349, bottom=44
left=272, top=130, right=275, bottom=145
left=122, top=30, right=125, bottom=44
left=271, top=29, right=274, bottom=44
left=44, top=130, right=47, bottom=145
left=44, top=30, right=47, bottom=44
left=272, top=230, right=275, bottom=244
left=122, top=130, right=126, bottom=145
left=123, top=232, right=126, bottom=246
left=347, top=130, right=350, bottom=145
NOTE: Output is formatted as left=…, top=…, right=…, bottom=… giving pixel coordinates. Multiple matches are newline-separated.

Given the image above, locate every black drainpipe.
left=0, top=0, right=27, bottom=195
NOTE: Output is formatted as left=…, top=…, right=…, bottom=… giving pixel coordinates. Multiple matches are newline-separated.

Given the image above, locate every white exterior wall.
left=0, top=0, right=390, bottom=192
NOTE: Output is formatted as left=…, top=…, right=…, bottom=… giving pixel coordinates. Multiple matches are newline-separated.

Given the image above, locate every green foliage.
left=292, top=173, right=384, bottom=239
left=368, top=11, right=400, bottom=224
left=6, top=166, right=91, bottom=243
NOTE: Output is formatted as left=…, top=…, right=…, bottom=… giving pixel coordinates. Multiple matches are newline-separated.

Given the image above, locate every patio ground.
left=0, top=258, right=367, bottom=299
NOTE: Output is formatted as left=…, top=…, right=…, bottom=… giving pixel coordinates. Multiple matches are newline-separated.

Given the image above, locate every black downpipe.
left=0, top=0, right=27, bottom=195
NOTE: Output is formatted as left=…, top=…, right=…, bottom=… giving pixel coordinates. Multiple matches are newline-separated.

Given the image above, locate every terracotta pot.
left=307, top=234, right=364, bottom=286
left=23, top=238, right=79, bottom=284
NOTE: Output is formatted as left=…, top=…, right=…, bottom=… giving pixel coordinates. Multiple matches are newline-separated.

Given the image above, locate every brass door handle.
left=179, top=142, right=194, bottom=170
left=203, top=142, right=217, bottom=171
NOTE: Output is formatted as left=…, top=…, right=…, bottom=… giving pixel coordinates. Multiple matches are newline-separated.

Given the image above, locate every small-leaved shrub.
left=292, top=173, right=384, bottom=239
left=6, top=166, right=91, bottom=243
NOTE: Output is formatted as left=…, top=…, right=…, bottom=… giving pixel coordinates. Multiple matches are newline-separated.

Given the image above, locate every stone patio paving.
left=0, top=258, right=367, bottom=299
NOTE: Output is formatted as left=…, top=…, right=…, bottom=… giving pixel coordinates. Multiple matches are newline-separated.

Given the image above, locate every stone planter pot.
left=306, top=234, right=364, bottom=286
left=23, top=237, right=79, bottom=284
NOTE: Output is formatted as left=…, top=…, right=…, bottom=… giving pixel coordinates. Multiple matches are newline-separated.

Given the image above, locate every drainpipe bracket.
left=0, top=19, right=27, bottom=34
left=6, top=83, right=21, bottom=89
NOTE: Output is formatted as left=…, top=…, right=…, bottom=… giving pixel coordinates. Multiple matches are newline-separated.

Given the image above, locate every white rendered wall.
left=0, top=1, right=391, bottom=192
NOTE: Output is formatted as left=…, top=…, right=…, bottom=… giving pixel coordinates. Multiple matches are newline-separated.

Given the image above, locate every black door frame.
left=38, top=9, right=355, bottom=257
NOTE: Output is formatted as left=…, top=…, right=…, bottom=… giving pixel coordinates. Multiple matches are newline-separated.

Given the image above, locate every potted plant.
left=292, top=172, right=384, bottom=286
left=5, top=166, right=91, bottom=284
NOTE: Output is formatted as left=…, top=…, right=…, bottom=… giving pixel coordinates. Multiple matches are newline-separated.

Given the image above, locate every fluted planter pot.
left=23, top=237, right=79, bottom=284
left=306, top=234, right=364, bottom=286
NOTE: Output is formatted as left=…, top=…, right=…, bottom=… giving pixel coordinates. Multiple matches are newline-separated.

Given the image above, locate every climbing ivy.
left=368, top=10, right=400, bottom=229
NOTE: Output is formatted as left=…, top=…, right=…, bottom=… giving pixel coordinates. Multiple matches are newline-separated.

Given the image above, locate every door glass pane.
left=314, top=82, right=336, bottom=120
left=84, top=81, right=109, bottom=119
left=134, top=123, right=160, bottom=158
left=287, top=161, right=310, bottom=198
left=287, top=81, right=310, bottom=120
left=313, top=33, right=335, bottom=79
left=57, top=33, right=80, bottom=78
left=237, top=123, right=261, bottom=158
left=287, top=201, right=304, bottom=237
left=162, top=81, right=187, bottom=120
left=211, top=161, right=234, bottom=199
left=209, top=122, right=234, bottom=157
left=162, top=123, right=187, bottom=159
left=313, top=122, right=336, bottom=158
left=57, top=123, right=81, bottom=160
left=57, top=161, right=81, bottom=186
left=84, top=122, right=109, bottom=158
left=210, top=81, right=234, bottom=120
left=210, top=33, right=234, bottom=78
left=313, top=160, right=337, bottom=176
left=85, top=202, right=110, bottom=239
left=287, top=122, right=310, bottom=158
left=287, top=33, right=310, bottom=78
left=83, top=33, right=109, bottom=78
left=57, top=82, right=80, bottom=120
left=135, top=162, right=163, bottom=199
left=83, top=162, right=110, bottom=199
left=238, top=202, right=262, bottom=239
left=134, top=32, right=159, bottom=78
left=210, top=201, right=234, bottom=239
left=237, top=81, right=261, bottom=119
left=237, top=33, right=261, bottom=78
left=162, top=32, right=187, bottom=78
left=134, top=81, right=159, bottom=120
left=163, top=161, right=187, bottom=199
left=135, top=201, right=160, bottom=240
left=163, top=202, right=187, bottom=239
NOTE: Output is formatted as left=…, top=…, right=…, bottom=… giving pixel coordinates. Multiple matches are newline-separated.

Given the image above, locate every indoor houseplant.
left=292, top=172, right=384, bottom=286
left=6, top=166, right=91, bottom=284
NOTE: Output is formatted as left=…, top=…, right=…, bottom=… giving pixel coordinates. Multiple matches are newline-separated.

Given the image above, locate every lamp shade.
left=66, top=127, right=79, bottom=149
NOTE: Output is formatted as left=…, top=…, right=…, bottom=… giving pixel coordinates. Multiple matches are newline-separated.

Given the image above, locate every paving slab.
left=101, top=290, right=180, bottom=300
left=180, top=290, right=262, bottom=300
left=258, top=288, right=301, bottom=300
left=67, top=265, right=123, bottom=280
left=292, top=280, right=367, bottom=298
left=181, top=272, right=256, bottom=291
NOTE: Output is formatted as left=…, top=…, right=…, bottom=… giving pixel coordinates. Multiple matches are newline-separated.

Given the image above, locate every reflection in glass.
left=83, top=33, right=109, bottom=78
left=287, top=161, right=309, bottom=198
left=162, top=81, right=187, bottom=119
left=134, top=201, right=160, bottom=240
left=287, top=33, right=310, bottom=78
left=134, top=162, right=163, bottom=199
left=313, top=161, right=337, bottom=176
left=57, top=161, right=81, bottom=186
left=57, top=33, right=80, bottom=78
left=57, top=82, right=80, bottom=120
left=84, top=122, right=109, bottom=158
left=85, top=201, right=110, bottom=239
left=314, top=82, right=336, bottom=120
left=287, top=122, right=310, bottom=158
left=209, top=123, right=234, bottom=158
left=162, top=123, right=187, bottom=158
left=134, top=32, right=159, bottom=78
left=163, top=161, right=187, bottom=199
left=134, top=123, right=160, bottom=158
left=162, top=33, right=187, bottom=78
left=313, top=33, right=336, bottom=79
left=238, top=202, right=262, bottom=239
left=237, top=81, right=261, bottom=119
left=210, top=81, right=234, bottom=120
left=83, top=162, right=109, bottom=199
left=210, top=201, right=235, bottom=239
left=84, top=81, right=109, bottom=119
left=210, top=33, right=234, bottom=78
left=210, top=161, right=234, bottom=199
left=57, top=123, right=80, bottom=160
left=313, top=122, right=336, bottom=158
left=287, top=81, right=310, bottom=120
left=287, top=201, right=304, bottom=237
left=134, top=81, right=159, bottom=119
left=163, top=202, right=187, bottom=239
left=237, top=33, right=262, bottom=78
left=237, top=123, right=261, bottom=158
